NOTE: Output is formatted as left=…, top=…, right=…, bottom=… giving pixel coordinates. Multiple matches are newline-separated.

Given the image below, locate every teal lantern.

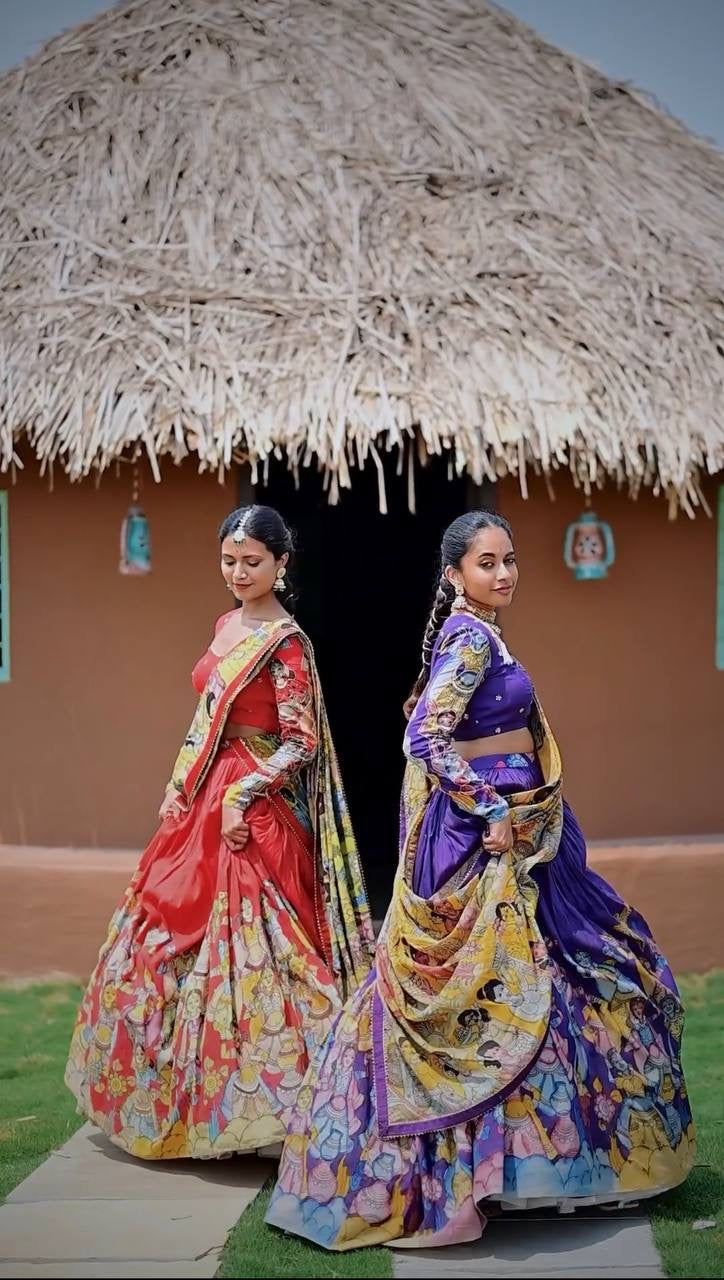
left=563, top=511, right=614, bottom=581
left=119, top=503, right=151, bottom=575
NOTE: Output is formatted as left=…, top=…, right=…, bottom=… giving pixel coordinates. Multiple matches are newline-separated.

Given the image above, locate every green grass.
left=651, top=970, right=724, bottom=1278
left=0, top=976, right=721, bottom=1278
left=0, top=981, right=84, bottom=1200
left=218, top=971, right=724, bottom=1280
left=217, top=1179, right=392, bottom=1279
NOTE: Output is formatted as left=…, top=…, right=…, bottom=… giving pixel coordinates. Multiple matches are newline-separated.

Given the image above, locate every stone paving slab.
left=0, top=1123, right=667, bottom=1280
left=391, top=1217, right=664, bottom=1278
left=7, top=1124, right=271, bottom=1204
left=0, top=1199, right=245, bottom=1262
left=0, top=1124, right=268, bottom=1278
left=0, top=1265, right=212, bottom=1279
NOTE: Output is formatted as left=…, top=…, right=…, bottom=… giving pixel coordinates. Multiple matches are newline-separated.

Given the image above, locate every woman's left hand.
left=482, top=813, right=514, bottom=854
left=221, top=804, right=250, bottom=853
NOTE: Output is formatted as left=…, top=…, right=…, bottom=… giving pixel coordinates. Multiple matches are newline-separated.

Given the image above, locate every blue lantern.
left=563, top=511, right=614, bottom=581
left=119, top=504, right=151, bottom=575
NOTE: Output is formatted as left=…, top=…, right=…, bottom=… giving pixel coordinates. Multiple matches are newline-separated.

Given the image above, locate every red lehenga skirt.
left=65, top=736, right=341, bottom=1159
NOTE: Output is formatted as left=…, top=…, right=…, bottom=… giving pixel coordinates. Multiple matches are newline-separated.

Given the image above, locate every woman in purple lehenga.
left=266, top=510, right=694, bottom=1250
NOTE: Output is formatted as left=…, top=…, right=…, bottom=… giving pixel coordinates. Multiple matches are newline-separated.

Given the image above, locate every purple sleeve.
left=403, top=622, right=509, bottom=822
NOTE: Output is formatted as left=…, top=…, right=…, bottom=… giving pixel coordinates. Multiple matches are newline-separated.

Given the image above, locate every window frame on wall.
left=0, top=491, right=9, bottom=682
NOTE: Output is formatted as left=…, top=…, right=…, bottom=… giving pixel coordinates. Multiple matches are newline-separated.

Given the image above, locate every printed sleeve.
left=223, top=634, right=317, bottom=809
left=404, top=623, right=509, bottom=822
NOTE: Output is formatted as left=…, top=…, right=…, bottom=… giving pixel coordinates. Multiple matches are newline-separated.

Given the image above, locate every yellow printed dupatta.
left=372, top=702, right=564, bottom=1136
left=170, top=618, right=374, bottom=1000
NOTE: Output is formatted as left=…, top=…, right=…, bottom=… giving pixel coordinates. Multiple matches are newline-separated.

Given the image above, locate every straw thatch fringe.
left=1, top=0, right=723, bottom=511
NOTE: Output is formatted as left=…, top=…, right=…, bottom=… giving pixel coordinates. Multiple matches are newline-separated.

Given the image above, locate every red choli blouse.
left=190, top=611, right=317, bottom=809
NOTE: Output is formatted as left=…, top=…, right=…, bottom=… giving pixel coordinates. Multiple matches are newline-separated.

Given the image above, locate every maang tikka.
left=232, top=507, right=254, bottom=544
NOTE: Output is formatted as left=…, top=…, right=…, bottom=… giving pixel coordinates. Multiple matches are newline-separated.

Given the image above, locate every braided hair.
left=404, top=510, right=514, bottom=714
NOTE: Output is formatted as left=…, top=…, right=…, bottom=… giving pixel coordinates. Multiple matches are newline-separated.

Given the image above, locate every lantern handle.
left=563, top=521, right=577, bottom=569
left=603, top=521, right=616, bottom=567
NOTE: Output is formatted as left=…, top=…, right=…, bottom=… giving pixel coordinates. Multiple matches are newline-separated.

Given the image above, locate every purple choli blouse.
left=404, top=612, right=535, bottom=824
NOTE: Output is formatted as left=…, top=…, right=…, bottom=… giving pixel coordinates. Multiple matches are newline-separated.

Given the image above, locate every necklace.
left=451, top=599, right=500, bottom=633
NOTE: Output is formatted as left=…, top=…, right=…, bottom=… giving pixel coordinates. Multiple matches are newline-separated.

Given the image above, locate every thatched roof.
left=1, top=0, right=723, bottom=510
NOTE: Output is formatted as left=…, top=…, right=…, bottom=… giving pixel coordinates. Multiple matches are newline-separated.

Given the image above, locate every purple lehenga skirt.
left=266, top=752, right=695, bottom=1251
left=412, top=752, right=543, bottom=899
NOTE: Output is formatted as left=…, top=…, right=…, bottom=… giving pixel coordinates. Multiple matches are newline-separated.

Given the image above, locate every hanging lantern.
left=563, top=511, right=615, bottom=580
left=119, top=464, right=151, bottom=575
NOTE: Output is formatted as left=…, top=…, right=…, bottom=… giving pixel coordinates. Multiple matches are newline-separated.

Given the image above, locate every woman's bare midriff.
left=454, top=727, right=535, bottom=760
left=222, top=724, right=268, bottom=740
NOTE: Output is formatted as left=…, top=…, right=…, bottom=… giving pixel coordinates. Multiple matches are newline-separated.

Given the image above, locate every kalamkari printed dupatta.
left=373, top=690, right=564, bottom=1136
left=170, top=617, right=374, bottom=1000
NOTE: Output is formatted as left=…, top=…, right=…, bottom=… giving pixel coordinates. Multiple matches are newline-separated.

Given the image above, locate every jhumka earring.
left=274, top=566, right=287, bottom=593
left=453, top=580, right=466, bottom=608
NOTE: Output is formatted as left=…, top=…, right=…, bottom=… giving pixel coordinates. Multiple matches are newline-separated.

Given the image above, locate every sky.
left=0, top=0, right=722, bottom=147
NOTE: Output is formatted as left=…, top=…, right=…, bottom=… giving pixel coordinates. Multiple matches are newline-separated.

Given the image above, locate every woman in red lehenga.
left=66, top=504, right=373, bottom=1160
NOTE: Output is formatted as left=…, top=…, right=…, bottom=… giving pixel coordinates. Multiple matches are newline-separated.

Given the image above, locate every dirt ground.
left=1, top=838, right=722, bottom=982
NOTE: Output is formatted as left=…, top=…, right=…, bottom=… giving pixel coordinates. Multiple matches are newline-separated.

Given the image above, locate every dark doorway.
left=257, top=455, right=468, bottom=917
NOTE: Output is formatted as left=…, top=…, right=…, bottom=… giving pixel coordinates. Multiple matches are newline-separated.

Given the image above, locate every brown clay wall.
left=0, top=460, right=236, bottom=847
left=499, top=475, right=724, bottom=837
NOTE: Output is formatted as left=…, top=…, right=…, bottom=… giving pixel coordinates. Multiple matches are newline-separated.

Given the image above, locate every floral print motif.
left=223, top=637, right=318, bottom=810
left=405, top=623, right=509, bottom=823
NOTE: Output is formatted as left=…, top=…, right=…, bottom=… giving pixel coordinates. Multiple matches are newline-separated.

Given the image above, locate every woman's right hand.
left=482, top=813, right=514, bottom=854
left=221, top=804, right=250, bottom=853
left=159, top=787, right=184, bottom=823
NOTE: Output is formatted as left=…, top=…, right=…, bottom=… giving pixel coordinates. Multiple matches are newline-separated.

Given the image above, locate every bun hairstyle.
left=405, top=510, right=514, bottom=710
